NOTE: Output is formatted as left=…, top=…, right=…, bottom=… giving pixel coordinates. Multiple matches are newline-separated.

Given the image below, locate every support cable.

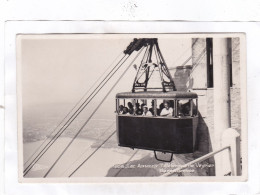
left=23, top=52, right=123, bottom=167
left=68, top=131, right=116, bottom=177
left=24, top=54, right=129, bottom=176
left=60, top=121, right=115, bottom=177
left=44, top=47, right=145, bottom=177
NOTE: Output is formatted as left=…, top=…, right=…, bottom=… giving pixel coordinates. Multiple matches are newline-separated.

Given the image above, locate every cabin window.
left=142, top=99, right=156, bottom=116
left=175, top=98, right=198, bottom=117
left=155, top=99, right=175, bottom=117
left=117, top=97, right=197, bottom=118
left=116, top=98, right=155, bottom=116
left=193, top=98, right=198, bottom=116
left=156, top=99, right=164, bottom=116
left=133, top=99, right=156, bottom=116
left=117, top=98, right=134, bottom=115
left=176, top=99, right=189, bottom=117
left=176, top=99, right=192, bottom=117
left=117, top=99, right=123, bottom=114
left=133, top=99, right=144, bottom=115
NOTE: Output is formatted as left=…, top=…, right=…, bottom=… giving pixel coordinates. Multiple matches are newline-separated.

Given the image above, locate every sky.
left=19, top=34, right=192, bottom=118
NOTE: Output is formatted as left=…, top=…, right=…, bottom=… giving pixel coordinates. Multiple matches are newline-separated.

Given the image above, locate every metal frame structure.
left=124, top=38, right=176, bottom=92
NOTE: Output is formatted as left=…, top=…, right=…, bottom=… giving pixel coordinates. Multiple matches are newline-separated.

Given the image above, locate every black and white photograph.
left=17, top=34, right=246, bottom=181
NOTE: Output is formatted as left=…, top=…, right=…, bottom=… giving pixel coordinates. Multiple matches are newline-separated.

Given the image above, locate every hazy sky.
left=19, top=35, right=192, bottom=110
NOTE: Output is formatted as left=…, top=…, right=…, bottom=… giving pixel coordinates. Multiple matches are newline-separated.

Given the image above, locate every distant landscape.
left=23, top=103, right=116, bottom=144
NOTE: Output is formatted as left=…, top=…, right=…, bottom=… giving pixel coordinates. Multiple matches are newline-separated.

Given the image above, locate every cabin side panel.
left=117, top=116, right=196, bottom=153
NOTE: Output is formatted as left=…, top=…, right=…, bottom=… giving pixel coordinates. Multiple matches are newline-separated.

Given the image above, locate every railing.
left=161, top=128, right=241, bottom=177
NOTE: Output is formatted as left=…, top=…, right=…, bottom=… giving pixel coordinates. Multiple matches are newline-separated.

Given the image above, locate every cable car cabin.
left=115, top=91, right=198, bottom=155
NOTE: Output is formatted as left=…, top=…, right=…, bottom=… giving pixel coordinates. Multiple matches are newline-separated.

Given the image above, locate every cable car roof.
left=116, top=91, right=198, bottom=99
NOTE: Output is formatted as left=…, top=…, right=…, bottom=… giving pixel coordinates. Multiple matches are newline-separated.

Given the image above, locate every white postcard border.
left=4, top=21, right=259, bottom=194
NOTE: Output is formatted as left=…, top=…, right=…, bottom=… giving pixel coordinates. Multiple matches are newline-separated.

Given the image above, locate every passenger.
left=157, top=102, right=164, bottom=115
left=149, top=100, right=155, bottom=115
left=118, top=105, right=124, bottom=114
left=141, top=103, right=145, bottom=110
left=127, top=102, right=134, bottom=114
left=177, top=101, right=183, bottom=117
left=122, top=107, right=129, bottom=115
left=160, top=101, right=173, bottom=117
left=182, top=104, right=190, bottom=116
left=142, top=105, right=153, bottom=116
left=134, top=103, right=143, bottom=115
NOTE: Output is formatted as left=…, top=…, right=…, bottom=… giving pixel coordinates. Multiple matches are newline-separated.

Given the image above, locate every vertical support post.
left=190, top=99, right=193, bottom=116
left=133, top=99, right=136, bottom=115
left=173, top=100, right=176, bottom=117
left=222, top=128, right=241, bottom=176
left=196, top=98, right=198, bottom=116
left=153, top=99, right=157, bottom=116
left=213, top=38, right=231, bottom=176
left=175, top=100, right=179, bottom=117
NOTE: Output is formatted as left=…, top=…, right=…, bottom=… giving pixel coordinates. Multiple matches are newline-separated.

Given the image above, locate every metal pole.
left=213, top=38, right=231, bottom=176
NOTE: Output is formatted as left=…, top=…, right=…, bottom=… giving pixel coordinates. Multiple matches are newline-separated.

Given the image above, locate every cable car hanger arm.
left=124, top=38, right=176, bottom=92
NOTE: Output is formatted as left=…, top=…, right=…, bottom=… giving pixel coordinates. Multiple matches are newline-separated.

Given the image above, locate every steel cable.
left=60, top=121, right=115, bottom=177
left=68, top=131, right=116, bottom=177
left=23, top=53, right=128, bottom=176
left=44, top=47, right=145, bottom=177
left=23, top=52, right=124, bottom=167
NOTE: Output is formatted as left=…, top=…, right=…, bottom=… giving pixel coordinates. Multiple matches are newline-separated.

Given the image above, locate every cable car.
left=115, top=38, right=198, bottom=162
